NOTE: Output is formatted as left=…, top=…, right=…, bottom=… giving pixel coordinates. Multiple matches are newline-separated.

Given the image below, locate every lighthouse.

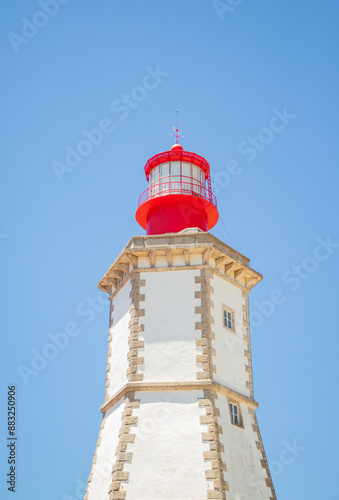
left=84, top=136, right=276, bottom=499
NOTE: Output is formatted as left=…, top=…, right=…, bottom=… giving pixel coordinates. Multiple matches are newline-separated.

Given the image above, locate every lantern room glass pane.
left=192, top=165, right=202, bottom=194
left=170, top=161, right=180, bottom=177
left=192, top=165, right=204, bottom=184
left=160, top=163, right=169, bottom=178
left=152, top=166, right=159, bottom=183
left=182, top=162, right=191, bottom=179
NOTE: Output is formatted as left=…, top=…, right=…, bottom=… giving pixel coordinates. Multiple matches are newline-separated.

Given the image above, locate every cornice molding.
left=100, top=380, right=259, bottom=414
left=98, top=231, right=262, bottom=295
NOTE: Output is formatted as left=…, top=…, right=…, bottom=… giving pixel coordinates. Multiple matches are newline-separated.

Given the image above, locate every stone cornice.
left=100, top=380, right=259, bottom=414
left=98, top=229, right=262, bottom=295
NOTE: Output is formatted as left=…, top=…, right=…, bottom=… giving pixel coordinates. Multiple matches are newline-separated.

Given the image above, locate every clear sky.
left=1, top=1, right=339, bottom=499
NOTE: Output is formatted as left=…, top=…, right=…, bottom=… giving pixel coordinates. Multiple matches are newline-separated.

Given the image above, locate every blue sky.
left=0, top=1, right=339, bottom=499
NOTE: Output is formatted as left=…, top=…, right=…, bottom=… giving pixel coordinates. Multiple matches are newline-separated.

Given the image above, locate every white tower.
left=85, top=142, right=276, bottom=500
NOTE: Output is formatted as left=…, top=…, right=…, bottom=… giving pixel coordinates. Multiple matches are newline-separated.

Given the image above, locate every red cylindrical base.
left=146, top=200, right=208, bottom=235
left=135, top=194, right=219, bottom=235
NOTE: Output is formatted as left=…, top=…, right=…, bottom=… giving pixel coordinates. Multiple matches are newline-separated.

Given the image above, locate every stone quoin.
left=84, top=139, right=276, bottom=499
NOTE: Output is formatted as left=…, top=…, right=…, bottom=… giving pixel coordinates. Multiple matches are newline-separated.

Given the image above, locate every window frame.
left=222, top=305, right=235, bottom=332
left=229, top=402, right=243, bottom=428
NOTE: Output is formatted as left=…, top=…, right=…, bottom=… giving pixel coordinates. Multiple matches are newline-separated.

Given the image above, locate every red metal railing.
left=138, top=176, right=217, bottom=207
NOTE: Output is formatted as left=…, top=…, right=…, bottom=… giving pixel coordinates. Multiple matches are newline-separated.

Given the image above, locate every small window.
left=229, top=402, right=242, bottom=426
left=223, top=307, right=234, bottom=331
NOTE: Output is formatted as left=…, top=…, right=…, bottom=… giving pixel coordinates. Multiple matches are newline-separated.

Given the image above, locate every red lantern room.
left=136, top=138, right=219, bottom=235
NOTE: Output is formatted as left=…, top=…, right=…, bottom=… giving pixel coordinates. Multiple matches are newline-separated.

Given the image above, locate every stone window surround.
left=228, top=401, right=244, bottom=428
left=222, top=304, right=235, bottom=332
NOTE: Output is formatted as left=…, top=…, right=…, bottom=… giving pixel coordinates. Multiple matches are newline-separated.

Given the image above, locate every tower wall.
left=211, top=274, right=251, bottom=397
left=86, top=401, right=124, bottom=500
left=123, top=390, right=210, bottom=499
left=107, top=282, right=131, bottom=398
left=216, top=398, right=272, bottom=499
left=85, top=231, right=276, bottom=500
left=140, top=269, right=201, bottom=382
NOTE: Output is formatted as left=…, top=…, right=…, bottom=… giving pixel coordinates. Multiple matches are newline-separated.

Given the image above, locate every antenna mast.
left=171, top=110, right=183, bottom=144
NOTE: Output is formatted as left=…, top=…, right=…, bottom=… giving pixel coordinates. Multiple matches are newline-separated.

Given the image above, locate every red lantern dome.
left=135, top=143, right=219, bottom=235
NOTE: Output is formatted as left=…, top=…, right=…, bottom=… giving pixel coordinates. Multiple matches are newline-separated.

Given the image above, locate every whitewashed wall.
left=87, top=400, right=124, bottom=500
left=215, top=396, right=271, bottom=499
left=140, top=270, right=201, bottom=382
left=107, top=281, right=131, bottom=397
left=124, top=390, right=210, bottom=499
left=212, top=275, right=250, bottom=396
